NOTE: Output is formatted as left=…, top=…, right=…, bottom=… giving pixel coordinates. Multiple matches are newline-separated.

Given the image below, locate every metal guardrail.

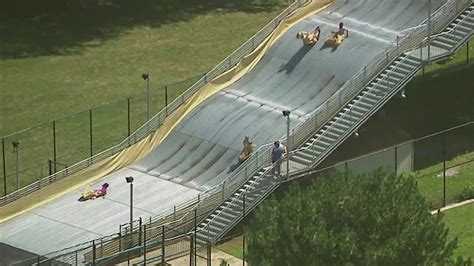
left=0, top=0, right=305, bottom=207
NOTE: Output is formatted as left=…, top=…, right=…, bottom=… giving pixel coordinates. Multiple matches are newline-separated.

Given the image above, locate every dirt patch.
left=436, top=166, right=459, bottom=177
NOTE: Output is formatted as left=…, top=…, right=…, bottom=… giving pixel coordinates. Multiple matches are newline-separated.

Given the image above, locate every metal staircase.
left=193, top=3, right=473, bottom=247
left=430, top=5, right=473, bottom=60
left=291, top=53, right=423, bottom=167
left=195, top=166, right=277, bottom=245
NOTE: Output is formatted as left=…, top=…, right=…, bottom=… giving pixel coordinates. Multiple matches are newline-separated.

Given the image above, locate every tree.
left=245, top=169, right=467, bottom=265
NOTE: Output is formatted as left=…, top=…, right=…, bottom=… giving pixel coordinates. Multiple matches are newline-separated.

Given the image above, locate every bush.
left=458, top=183, right=474, bottom=201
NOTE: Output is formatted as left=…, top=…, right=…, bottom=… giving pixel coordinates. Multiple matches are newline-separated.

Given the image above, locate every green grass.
left=415, top=152, right=474, bottom=209
left=216, top=235, right=245, bottom=260
left=0, top=1, right=287, bottom=137
left=0, top=0, right=288, bottom=194
left=442, top=203, right=474, bottom=259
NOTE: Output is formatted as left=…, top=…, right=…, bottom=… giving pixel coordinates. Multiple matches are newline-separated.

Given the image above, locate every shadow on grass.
left=0, top=0, right=284, bottom=59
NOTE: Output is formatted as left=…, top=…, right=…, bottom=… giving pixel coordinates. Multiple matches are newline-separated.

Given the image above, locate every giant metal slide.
left=0, top=0, right=472, bottom=263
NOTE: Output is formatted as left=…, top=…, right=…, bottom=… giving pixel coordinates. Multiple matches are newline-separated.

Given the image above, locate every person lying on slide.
left=326, top=22, right=348, bottom=45
left=296, top=26, right=320, bottom=45
left=80, top=183, right=109, bottom=201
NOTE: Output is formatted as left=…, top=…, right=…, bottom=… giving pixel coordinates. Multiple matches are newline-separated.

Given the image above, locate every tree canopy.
left=245, top=169, right=467, bottom=265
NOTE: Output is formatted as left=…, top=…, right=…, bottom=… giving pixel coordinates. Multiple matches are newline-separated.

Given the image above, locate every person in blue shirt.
left=271, top=141, right=287, bottom=179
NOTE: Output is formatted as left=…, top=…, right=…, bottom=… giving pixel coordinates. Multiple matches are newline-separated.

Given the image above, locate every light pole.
left=125, top=176, right=134, bottom=232
left=141, top=73, right=151, bottom=121
left=282, top=110, right=291, bottom=180
left=12, top=141, right=20, bottom=190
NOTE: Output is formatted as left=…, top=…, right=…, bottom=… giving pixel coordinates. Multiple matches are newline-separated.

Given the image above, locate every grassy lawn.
left=442, top=203, right=474, bottom=259
left=0, top=0, right=288, bottom=194
left=0, top=0, right=287, bottom=137
left=415, top=152, right=474, bottom=209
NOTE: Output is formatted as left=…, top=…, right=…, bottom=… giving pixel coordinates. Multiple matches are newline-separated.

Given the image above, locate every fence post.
left=2, top=138, right=6, bottom=196
left=194, top=208, right=197, bottom=265
left=243, top=190, right=246, bottom=266
left=222, top=181, right=225, bottom=200
left=12, top=140, right=20, bottom=190
left=139, top=217, right=142, bottom=245
left=162, top=225, right=166, bottom=265
left=393, top=145, right=398, bottom=175
left=92, top=240, right=96, bottom=265
left=165, top=86, right=168, bottom=108
left=467, top=41, right=470, bottom=64
left=189, top=234, right=194, bottom=266
left=443, top=135, right=446, bottom=207
left=89, top=109, right=93, bottom=157
left=143, top=224, right=147, bottom=264
left=207, top=242, right=212, bottom=266
left=119, top=231, right=122, bottom=252
left=48, top=159, right=53, bottom=176
left=127, top=98, right=131, bottom=137
left=37, top=255, right=41, bottom=265
left=243, top=234, right=246, bottom=266
left=52, top=120, right=57, bottom=173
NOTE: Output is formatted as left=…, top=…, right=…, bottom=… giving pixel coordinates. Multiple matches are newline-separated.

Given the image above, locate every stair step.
left=313, top=134, right=336, bottom=143
left=388, top=65, right=411, bottom=75
left=369, top=82, right=390, bottom=93
left=401, top=56, right=421, bottom=67
left=363, top=91, right=382, bottom=100
left=353, top=98, right=372, bottom=110
left=299, top=149, right=317, bottom=160
left=343, top=107, right=364, bottom=118
left=305, top=140, right=326, bottom=149
left=437, top=36, right=458, bottom=46
left=208, top=223, right=225, bottom=234
left=219, top=205, right=242, bottom=216
left=302, top=146, right=322, bottom=157
left=356, top=96, right=378, bottom=106
left=374, top=77, right=397, bottom=88
left=320, top=128, right=341, bottom=138
left=323, top=121, right=348, bottom=134
left=292, top=154, right=312, bottom=166
left=219, top=210, right=239, bottom=221
left=224, top=200, right=243, bottom=209
left=331, top=120, right=350, bottom=130
left=314, top=137, right=332, bottom=147
left=396, top=61, right=417, bottom=72
left=447, top=24, right=471, bottom=34
left=381, top=70, right=405, bottom=80
left=456, top=17, right=474, bottom=26
left=209, top=214, right=232, bottom=224
left=335, top=116, right=356, bottom=127
left=205, top=218, right=227, bottom=229
left=243, top=183, right=259, bottom=190
left=431, top=40, right=453, bottom=51
left=347, top=103, right=369, bottom=114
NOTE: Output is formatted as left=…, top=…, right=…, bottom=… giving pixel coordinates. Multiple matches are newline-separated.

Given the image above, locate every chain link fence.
left=0, top=75, right=201, bottom=196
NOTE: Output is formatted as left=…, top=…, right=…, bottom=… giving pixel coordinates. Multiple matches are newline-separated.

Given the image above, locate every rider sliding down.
left=79, top=183, right=109, bottom=201
left=326, top=22, right=348, bottom=45
left=297, top=26, right=321, bottom=45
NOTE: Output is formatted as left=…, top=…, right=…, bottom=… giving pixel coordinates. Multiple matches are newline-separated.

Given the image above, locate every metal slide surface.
left=0, top=0, right=445, bottom=255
